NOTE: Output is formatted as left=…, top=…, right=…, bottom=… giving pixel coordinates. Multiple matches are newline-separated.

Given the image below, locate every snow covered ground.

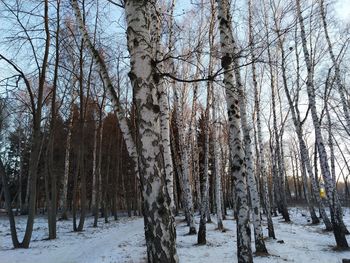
left=0, top=207, right=350, bottom=263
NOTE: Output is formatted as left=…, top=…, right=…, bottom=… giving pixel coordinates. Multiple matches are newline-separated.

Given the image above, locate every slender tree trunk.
left=275, top=25, right=319, bottom=224
left=71, top=0, right=140, bottom=183
left=20, top=0, right=50, bottom=247
left=217, top=0, right=253, bottom=261
left=154, top=13, right=176, bottom=214
left=325, top=93, right=349, bottom=234
left=91, top=114, right=98, bottom=214
left=45, top=1, right=60, bottom=238
left=255, top=66, right=275, bottom=239
left=198, top=1, right=215, bottom=243
left=319, top=0, right=350, bottom=134
left=173, top=88, right=197, bottom=234
left=93, top=116, right=103, bottom=227
left=296, top=0, right=348, bottom=248
left=60, top=106, right=73, bottom=220
left=212, top=86, right=224, bottom=231
left=269, top=55, right=290, bottom=221
left=0, top=158, right=20, bottom=247
left=240, top=0, right=268, bottom=253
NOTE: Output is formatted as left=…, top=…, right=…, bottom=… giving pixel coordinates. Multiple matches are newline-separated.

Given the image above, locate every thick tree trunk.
left=125, top=1, right=178, bottom=261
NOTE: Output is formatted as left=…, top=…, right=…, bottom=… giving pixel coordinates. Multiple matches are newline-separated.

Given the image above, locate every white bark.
left=124, top=0, right=179, bottom=261
left=217, top=0, right=252, bottom=261
left=198, top=3, right=215, bottom=242
left=254, top=32, right=275, bottom=240
left=319, top=0, right=350, bottom=134
left=212, top=87, right=224, bottom=231
left=240, top=0, right=268, bottom=253
left=274, top=18, right=320, bottom=225
left=296, top=0, right=348, bottom=248
left=149, top=3, right=176, bottom=214
left=173, top=88, right=197, bottom=234
left=72, top=0, right=179, bottom=260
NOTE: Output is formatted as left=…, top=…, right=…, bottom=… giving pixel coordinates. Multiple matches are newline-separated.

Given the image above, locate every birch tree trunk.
left=296, top=0, right=348, bottom=248
left=71, top=0, right=139, bottom=182
left=252, top=40, right=275, bottom=239
left=150, top=4, right=175, bottom=214
left=217, top=0, right=253, bottom=261
left=243, top=0, right=268, bottom=253
left=270, top=57, right=290, bottom=221
left=174, top=88, right=197, bottom=234
left=125, top=1, right=178, bottom=261
left=319, top=0, right=350, bottom=134
left=324, top=83, right=349, bottom=234
left=275, top=21, right=319, bottom=224
left=198, top=0, right=215, bottom=244
left=212, top=86, right=224, bottom=231
left=198, top=80, right=212, bottom=244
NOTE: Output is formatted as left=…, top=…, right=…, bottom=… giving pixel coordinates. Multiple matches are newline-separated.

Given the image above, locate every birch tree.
left=217, top=0, right=253, bottom=261
left=72, top=0, right=179, bottom=260
left=124, top=1, right=178, bottom=260
left=296, top=0, right=348, bottom=248
left=319, top=0, right=350, bottom=134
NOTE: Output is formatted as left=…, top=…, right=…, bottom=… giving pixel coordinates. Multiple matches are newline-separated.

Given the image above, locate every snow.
left=1, top=208, right=350, bottom=263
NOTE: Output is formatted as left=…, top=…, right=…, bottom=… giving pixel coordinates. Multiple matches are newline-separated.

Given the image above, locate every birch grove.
left=0, top=0, right=350, bottom=262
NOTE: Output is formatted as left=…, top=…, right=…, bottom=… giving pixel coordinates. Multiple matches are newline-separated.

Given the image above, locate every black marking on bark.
left=221, top=55, right=232, bottom=69
left=153, top=73, right=160, bottom=84
left=232, top=165, right=240, bottom=172
left=153, top=104, right=160, bottom=113
left=254, top=207, right=259, bottom=215
left=219, top=17, right=229, bottom=27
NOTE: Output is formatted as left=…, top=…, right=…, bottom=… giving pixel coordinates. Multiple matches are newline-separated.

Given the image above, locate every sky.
left=335, top=0, right=350, bottom=22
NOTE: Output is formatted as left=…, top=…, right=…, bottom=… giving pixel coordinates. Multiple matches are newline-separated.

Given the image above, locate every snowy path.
left=0, top=216, right=146, bottom=263
left=1, top=208, right=350, bottom=263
